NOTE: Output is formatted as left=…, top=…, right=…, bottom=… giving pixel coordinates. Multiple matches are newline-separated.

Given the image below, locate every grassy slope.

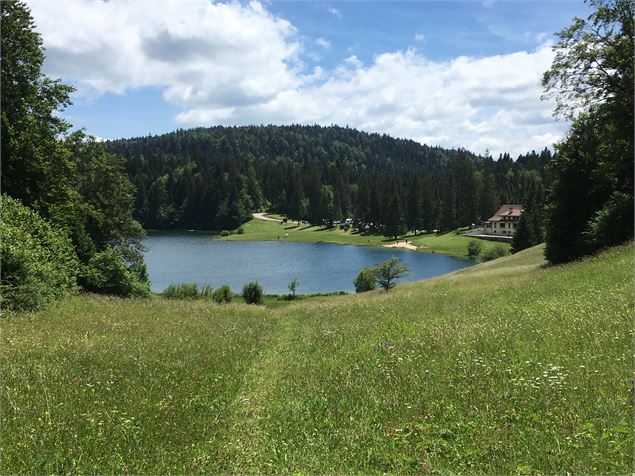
left=225, top=217, right=509, bottom=257
left=2, top=244, right=633, bottom=474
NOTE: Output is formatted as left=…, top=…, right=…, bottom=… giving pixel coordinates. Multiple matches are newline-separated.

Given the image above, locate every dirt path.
left=252, top=212, right=282, bottom=222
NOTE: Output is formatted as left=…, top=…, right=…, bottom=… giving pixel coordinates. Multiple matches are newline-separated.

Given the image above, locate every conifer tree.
left=384, top=191, right=407, bottom=240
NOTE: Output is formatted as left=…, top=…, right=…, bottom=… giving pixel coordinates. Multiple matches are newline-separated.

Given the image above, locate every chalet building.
left=484, top=204, right=524, bottom=236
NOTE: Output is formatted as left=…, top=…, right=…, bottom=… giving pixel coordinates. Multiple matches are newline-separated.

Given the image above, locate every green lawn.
left=226, top=217, right=509, bottom=257
left=2, top=244, right=633, bottom=474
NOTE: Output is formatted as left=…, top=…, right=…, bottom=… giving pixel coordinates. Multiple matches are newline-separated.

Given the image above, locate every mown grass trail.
left=2, top=244, right=633, bottom=474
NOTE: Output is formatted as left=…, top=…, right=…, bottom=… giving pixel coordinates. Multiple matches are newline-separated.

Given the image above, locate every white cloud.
left=327, top=6, right=343, bottom=19
left=414, top=32, right=425, bottom=42
left=28, top=0, right=565, bottom=157
left=315, top=37, right=331, bottom=50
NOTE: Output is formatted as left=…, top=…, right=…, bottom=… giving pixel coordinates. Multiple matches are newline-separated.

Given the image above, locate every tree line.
left=107, top=126, right=553, bottom=234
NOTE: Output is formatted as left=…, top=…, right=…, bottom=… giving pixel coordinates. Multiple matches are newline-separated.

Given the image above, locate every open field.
left=225, top=217, right=510, bottom=257
left=2, top=244, right=633, bottom=474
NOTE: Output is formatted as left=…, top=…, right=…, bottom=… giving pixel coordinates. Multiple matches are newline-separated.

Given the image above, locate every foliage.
left=108, top=125, right=553, bottom=234
left=242, top=282, right=263, bottom=305
left=373, top=257, right=409, bottom=291
left=543, top=0, right=634, bottom=263
left=3, top=244, right=632, bottom=474
left=467, top=240, right=482, bottom=257
left=481, top=244, right=509, bottom=262
left=1, top=0, right=75, bottom=219
left=512, top=199, right=543, bottom=254
left=1, top=0, right=150, bottom=304
left=162, top=283, right=200, bottom=300
left=542, top=0, right=634, bottom=120
left=220, top=230, right=231, bottom=237
left=213, top=285, right=233, bottom=304
left=81, top=247, right=150, bottom=298
left=586, top=191, right=634, bottom=247
left=383, top=191, right=407, bottom=239
left=288, top=278, right=299, bottom=298
left=354, top=267, right=377, bottom=293
left=237, top=227, right=245, bottom=235
left=0, top=195, right=78, bottom=311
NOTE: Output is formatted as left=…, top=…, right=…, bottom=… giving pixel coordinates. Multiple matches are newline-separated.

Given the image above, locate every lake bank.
left=222, top=216, right=511, bottom=258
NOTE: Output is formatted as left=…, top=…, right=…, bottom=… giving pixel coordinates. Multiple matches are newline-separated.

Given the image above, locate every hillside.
left=2, top=244, right=633, bottom=474
left=105, top=125, right=551, bottom=231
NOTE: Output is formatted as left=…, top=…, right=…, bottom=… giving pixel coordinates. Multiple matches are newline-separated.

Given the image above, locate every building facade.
left=484, top=204, right=524, bottom=236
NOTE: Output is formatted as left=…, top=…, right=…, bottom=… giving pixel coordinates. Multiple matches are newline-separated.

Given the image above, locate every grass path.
left=220, top=313, right=295, bottom=472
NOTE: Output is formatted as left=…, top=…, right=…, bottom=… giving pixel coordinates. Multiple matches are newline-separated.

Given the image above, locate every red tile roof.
left=486, top=204, right=524, bottom=222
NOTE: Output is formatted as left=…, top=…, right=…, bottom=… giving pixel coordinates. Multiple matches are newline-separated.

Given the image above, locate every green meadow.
left=226, top=216, right=510, bottom=258
left=2, top=244, right=633, bottom=474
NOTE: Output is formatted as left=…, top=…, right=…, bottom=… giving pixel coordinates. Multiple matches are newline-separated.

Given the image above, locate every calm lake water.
left=143, top=232, right=474, bottom=294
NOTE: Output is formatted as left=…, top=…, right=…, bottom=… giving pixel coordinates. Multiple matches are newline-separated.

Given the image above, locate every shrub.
left=162, top=283, right=200, bottom=299
left=81, top=247, right=150, bottom=297
left=237, top=227, right=245, bottom=235
left=467, top=240, right=482, bottom=257
left=219, top=230, right=231, bottom=237
left=354, top=267, right=376, bottom=293
left=213, top=285, right=233, bottom=303
left=481, top=244, right=509, bottom=262
left=242, top=282, right=263, bottom=305
left=288, top=278, right=299, bottom=299
left=374, top=257, right=409, bottom=291
left=0, top=195, right=79, bottom=311
left=200, top=284, right=214, bottom=298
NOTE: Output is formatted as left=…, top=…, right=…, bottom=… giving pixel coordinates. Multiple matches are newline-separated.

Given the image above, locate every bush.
left=288, top=278, right=299, bottom=299
left=200, top=284, right=214, bottom=298
left=0, top=195, right=79, bottom=311
left=213, top=285, right=233, bottom=303
left=237, top=227, right=245, bottom=235
left=219, top=230, right=231, bottom=237
left=162, top=283, right=200, bottom=299
left=242, top=282, right=263, bottom=305
left=354, top=267, right=376, bottom=293
left=481, top=244, right=508, bottom=262
left=81, top=247, right=150, bottom=297
left=467, top=240, right=482, bottom=257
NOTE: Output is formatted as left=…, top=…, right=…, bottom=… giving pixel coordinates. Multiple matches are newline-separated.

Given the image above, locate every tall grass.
left=162, top=283, right=215, bottom=299
left=2, top=244, right=632, bottom=474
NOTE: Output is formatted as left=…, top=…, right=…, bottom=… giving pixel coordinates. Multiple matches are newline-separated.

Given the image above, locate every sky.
left=27, top=0, right=592, bottom=157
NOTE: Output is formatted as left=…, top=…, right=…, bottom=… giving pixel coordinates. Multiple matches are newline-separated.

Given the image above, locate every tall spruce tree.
left=383, top=191, right=407, bottom=240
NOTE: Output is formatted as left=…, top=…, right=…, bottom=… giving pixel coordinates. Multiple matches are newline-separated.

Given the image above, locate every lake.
left=143, top=232, right=474, bottom=294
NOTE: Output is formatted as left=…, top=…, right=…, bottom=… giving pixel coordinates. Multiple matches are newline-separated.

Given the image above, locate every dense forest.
left=107, top=126, right=552, bottom=233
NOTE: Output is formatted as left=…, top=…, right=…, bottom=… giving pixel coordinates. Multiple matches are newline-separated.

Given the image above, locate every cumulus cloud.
left=27, top=0, right=564, bottom=156
left=414, top=32, right=425, bottom=42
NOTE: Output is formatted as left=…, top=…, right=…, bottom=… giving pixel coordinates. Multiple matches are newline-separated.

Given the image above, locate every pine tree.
left=383, top=191, right=406, bottom=240
left=405, top=175, right=423, bottom=234
left=511, top=210, right=536, bottom=253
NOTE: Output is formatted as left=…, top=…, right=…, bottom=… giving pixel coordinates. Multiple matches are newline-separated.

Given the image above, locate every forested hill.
left=106, top=125, right=552, bottom=231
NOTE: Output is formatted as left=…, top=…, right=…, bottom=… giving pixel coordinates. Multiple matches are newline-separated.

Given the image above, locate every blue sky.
left=29, top=0, right=590, bottom=155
